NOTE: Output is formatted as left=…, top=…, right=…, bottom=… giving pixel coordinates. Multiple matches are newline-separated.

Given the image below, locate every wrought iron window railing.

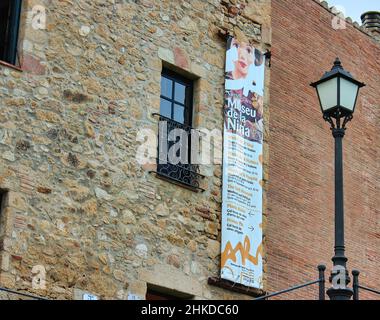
left=151, top=113, right=205, bottom=192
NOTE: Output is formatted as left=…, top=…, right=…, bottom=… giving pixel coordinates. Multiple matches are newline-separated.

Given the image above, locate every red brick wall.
left=268, top=0, right=380, bottom=300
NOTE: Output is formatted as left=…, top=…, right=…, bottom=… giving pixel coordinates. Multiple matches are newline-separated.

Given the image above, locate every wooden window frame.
left=160, top=68, right=194, bottom=126
left=0, top=0, right=22, bottom=67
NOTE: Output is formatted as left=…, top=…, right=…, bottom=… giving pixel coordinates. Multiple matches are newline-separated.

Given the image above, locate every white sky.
left=326, top=0, right=380, bottom=24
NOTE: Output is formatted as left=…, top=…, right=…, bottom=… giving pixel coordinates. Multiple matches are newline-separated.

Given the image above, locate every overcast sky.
left=326, top=0, right=380, bottom=24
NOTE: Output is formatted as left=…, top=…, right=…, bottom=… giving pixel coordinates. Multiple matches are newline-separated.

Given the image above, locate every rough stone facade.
left=0, top=0, right=271, bottom=300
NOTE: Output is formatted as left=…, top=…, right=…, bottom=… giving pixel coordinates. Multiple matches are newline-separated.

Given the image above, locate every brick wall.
left=268, top=0, right=380, bottom=300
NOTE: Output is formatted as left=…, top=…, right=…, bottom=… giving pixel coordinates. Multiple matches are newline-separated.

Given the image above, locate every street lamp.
left=311, top=58, right=366, bottom=300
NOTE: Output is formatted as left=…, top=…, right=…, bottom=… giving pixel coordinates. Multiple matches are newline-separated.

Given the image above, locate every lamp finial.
left=332, top=58, right=343, bottom=70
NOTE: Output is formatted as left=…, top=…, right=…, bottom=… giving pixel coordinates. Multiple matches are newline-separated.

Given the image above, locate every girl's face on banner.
left=232, top=39, right=254, bottom=78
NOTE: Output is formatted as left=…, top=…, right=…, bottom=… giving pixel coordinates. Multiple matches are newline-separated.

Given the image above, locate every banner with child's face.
left=221, top=37, right=265, bottom=289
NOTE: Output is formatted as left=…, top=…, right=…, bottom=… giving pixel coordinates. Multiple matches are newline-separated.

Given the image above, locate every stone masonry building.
left=0, top=0, right=378, bottom=300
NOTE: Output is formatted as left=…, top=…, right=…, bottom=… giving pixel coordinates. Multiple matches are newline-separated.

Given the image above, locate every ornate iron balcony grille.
left=152, top=114, right=205, bottom=192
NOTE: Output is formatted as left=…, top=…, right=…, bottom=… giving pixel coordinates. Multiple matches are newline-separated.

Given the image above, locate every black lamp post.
left=311, top=58, right=366, bottom=300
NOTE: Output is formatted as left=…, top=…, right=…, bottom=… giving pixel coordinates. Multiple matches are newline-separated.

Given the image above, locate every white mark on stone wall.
left=116, top=289, right=126, bottom=300
left=190, top=261, right=200, bottom=275
left=155, top=203, right=169, bottom=217
left=31, top=5, right=46, bottom=30
left=32, top=265, right=46, bottom=290
left=160, top=14, right=170, bottom=22
left=135, top=244, right=148, bottom=259
left=95, top=187, right=112, bottom=201
left=110, top=207, right=118, bottom=218
left=97, top=231, right=108, bottom=241
left=79, top=25, right=91, bottom=37
left=0, top=129, right=12, bottom=145
left=56, top=219, right=65, bottom=231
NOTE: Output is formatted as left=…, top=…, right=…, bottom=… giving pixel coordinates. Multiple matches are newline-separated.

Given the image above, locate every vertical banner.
left=221, top=37, right=265, bottom=289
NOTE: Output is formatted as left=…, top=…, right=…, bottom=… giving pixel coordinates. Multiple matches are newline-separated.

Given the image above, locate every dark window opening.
left=153, top=68, right=205, bottom=192
left=0, top=0, right=22, bottom=65
left=146, top=289, right=181, bottom=301
left=0, top=189, right=7, bottom=212
left=160, top=69, right=193, bottom=126
left=145, top=285, right=193, bottom=300
left=0, top=189, right=8, bottom=235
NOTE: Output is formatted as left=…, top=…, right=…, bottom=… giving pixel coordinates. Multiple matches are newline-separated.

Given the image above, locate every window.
left=0, top=189, right=8, bottom=235
left=145, top=286, right=193, bottom=300
left=160, top=69, right=193, bottom=126
left=0, top=189, right=7, bottom=212
left=152, top=69, right=204, bottom=191
left=0, top=0, right=22, bottom=65
left=146, top=289, right=181, bottom=301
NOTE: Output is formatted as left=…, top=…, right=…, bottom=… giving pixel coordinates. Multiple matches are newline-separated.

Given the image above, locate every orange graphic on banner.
left=221, top=236, right=263, bottom=268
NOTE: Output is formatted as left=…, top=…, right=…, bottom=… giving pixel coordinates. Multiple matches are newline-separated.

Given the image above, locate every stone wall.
left=0, top=0, right=271, bottom=300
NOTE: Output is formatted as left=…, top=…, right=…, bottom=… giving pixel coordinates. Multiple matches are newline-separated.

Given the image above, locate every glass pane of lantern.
left=317, top=77, right=338, bottom=112
left=340, top=77, right=359, bottom=112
